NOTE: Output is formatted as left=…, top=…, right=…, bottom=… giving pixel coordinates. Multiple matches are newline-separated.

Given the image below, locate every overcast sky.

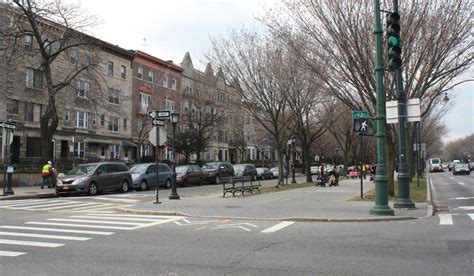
left=65, top=0, right=472, bottom=143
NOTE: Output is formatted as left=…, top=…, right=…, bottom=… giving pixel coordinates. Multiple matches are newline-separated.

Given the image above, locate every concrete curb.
left=0, top=193, right=56, bottom=200
left=117, top=207, right=418, bottom=223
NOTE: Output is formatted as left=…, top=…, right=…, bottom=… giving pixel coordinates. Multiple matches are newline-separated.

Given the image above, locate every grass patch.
left=353, top=177, right=427, bottom=202
left=260, top=182, right=315, bottom=193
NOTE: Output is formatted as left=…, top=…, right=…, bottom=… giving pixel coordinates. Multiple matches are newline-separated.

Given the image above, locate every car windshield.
left=270, top=167, right=278, bottom=172
left=130, top=164, right=147, bottom=174
left=431, top=159, right=440, bottom=164
left=66, top=165, right=97, bottom=175
left=455, top=164, right=468, bottom=168
left=233, top=164, right=246, bottom=171
left=202, top=163, right=218, bottom=169
left=175, top=166, right=188, bottom=174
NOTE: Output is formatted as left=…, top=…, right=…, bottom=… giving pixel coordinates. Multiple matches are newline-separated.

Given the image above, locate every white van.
left=429, top=158, right=443, bottom=172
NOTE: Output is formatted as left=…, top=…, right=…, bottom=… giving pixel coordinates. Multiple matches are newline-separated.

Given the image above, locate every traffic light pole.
left=392, top=0, right=415, bottom=209
left=370, top=0, right=394, bottom=216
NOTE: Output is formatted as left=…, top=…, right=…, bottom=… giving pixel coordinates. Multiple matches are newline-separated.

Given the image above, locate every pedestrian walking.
left=40, top=161, right=53, bottom=189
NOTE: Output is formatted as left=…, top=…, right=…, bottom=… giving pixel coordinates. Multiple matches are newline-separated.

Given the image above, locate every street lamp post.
left=169, top=111, right=180, bottom=200
left=370, top=0, right=394, bottom=216
left=289, top=136, right=296, bottom=184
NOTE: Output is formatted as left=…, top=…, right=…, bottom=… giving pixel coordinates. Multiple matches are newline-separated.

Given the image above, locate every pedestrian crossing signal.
left=354, top=118, right=368, bottom=133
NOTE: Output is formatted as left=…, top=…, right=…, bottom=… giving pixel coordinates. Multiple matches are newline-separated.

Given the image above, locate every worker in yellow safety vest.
left=40, top=161, right=53, bottom=189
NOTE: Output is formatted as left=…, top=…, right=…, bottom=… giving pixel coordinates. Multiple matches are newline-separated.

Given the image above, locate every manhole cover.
left=224, top=206, right=242, bottom=209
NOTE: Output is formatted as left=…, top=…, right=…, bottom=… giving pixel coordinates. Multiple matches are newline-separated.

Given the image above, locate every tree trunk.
left=40, top=93, right=58, bottom=163
left=386, top=133, right=396, bottom=197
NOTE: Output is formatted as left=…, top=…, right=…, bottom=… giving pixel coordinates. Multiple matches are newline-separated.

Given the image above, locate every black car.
left=233, top=164, right=258, bottom=180
left=201, top=162, right=234, bottom=184
left=453, top=163, right=470, bottom=175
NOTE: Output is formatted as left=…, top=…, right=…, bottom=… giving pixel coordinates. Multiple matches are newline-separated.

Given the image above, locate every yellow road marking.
left=195, top=226, right=206, bottom=231
left=219, top=219, right=230, bottom=224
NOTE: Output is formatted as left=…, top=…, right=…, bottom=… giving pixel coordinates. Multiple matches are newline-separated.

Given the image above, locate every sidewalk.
left=0, top=178, right=431, bottom=222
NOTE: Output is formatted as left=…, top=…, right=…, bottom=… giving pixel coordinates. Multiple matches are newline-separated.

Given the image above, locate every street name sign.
left=352, top=111, right=369, bottom=119
left=152, top=119, right=165, bottom=126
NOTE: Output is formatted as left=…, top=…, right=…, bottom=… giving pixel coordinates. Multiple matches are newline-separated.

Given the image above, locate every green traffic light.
left=388, top=36, right=400, bottom=46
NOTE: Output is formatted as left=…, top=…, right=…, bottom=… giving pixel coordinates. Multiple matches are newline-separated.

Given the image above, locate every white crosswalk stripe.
left=1, top=213, right=183, bottom=258
left=0, top=199, right=133, bottom=213
left=438, top=213, right=474, bottom=225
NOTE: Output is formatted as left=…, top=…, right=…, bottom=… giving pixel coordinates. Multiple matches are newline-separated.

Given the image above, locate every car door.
left=146, top=164, right=158, bottom=188
left=94, top=164, right=111, bottom=191
left=107, top=164, right=121, bottom=190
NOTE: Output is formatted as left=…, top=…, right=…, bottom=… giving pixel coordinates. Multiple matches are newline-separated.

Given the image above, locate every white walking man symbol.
left=360, top=120, right=367, bottom=132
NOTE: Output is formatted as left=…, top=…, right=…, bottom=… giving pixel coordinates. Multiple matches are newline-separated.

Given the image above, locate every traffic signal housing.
left=386, top=12, right=402, bottom=70
left=353, top=118, right=368, bottom=133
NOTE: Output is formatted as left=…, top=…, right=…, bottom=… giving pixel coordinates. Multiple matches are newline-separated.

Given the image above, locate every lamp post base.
left=394, top=199, right=416, bottom=209
left=369, top=205, right=395, bottom=216
left=169, top=194, right=180, bottom=200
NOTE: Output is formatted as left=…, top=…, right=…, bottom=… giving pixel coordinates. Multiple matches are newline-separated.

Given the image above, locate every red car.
left=175, top=165, right=205, bottom=186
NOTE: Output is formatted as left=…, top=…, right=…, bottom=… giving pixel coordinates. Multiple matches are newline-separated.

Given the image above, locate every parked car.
left=129, top=163, right=173, bottom=191
left=233, top=164, right=258, bottom=180
left=56, top=162, right=132, bottom=196
left=270, top=167, right=288, bottom=178
left=448, top=160, right=460, bottom=171
left=201, top=162, right=234, bottom=184
left=175, top=165, right=205, bottom=186
left=256, top=167, right=273, bottom=180
left=452, top=163, right=470, bottom=175
left=470, top=161, right=474, bottom=171
left=428, top=158, right=443, bottom=172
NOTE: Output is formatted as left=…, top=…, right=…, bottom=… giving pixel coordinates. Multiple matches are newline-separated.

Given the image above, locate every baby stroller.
left=328, top=171, right=339, bottom=186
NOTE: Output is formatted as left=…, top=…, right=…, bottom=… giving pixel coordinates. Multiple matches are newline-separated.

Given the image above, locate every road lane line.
left=0, top=250, right=26, bottom=257
left=41, top=202, right=97, bottom=211
left=0, top=226, right=114, bottom=235
left=0, top=231, right=91, bottom=241
left=0, top=199, right=51, bottom=206
left=85, top=213, right=181, bottom=219
left=47, top=218, right=144, bottom=225
left=459, top=206, right=474, bottom=210
left=25, top=222, right=134, bottom=230
left=260, top=221, right=295, bottom=233
left=0, top=239, right=63, bottom=247
left=468, top=214, right=474, bottom=220
left=20, top=201, right=76, bottom=210
left=438, top=214, right=453, bottom=225
left=458, top=182, right=465, bottom=186
left=69, top=215, right=163, bottom=222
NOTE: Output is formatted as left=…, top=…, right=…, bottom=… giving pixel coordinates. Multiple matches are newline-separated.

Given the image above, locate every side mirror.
left=96, top=170, right=103, bottom=175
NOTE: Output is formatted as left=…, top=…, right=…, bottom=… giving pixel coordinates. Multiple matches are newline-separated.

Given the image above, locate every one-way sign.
left=0, top=121, right=17, bottom=130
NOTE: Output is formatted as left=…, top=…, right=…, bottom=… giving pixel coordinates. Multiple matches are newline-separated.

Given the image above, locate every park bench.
left=221, top=176, right=261, bottom=197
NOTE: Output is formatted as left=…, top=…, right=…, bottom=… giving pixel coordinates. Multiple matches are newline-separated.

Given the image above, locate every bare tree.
left=207, top=28, right=294, bottom=187
left=443, top=134, right=474, bottom=162
left=266, top=0, right=473, bottom=194
left=2, top=0, right=100, bottom=161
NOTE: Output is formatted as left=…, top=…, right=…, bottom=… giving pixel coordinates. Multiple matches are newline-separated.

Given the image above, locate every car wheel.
left=198, top=177, right=203, bottom=186
left=89, top=182, right=98, bottom=196
left=139, top=180, right=148, bottom=191
left=121, top=180, right=129, bottom=193
left=165, top=179, right=172, bottom=189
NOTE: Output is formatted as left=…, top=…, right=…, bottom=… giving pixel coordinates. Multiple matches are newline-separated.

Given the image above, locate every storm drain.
left=433, top=201, right=450, bottom=213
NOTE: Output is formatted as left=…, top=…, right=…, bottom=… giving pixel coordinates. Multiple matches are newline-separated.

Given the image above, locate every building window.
left=6, top=99, right=19, bottom=115
left=24, top=34, right=33, bottom=49
left=70, top=48, right=78, bottom=64
left=91, top=113, right=97, bottom=126
left=108, top=88, right=120, bottom=104
left=107, top=61, right=113, bottom=76
left=139, top=93, right=150, bottom=112
left=26, top=137, right=41, bottom=157
left=25, top=103, right=41, bottom=122
left=123, top=118, right=127, bottom=130
left=108, top=116, right=119, bottom=132
left=120, top=65, right=126, bottom=79
left=74, top=142, right=85, bottom=158
left=85, top=54, right=93, bottom=66
left=171, top=79, right=177, bottom=90
left=65, top=110, right=70, bottom=121
left=137, top=67, right=143, bottom=79
left=26, top=68, right=43, bottom=89
left=76, top=111, right=88, bottom=129
left=100, top=114, right=105, bottom=127
left=148, top=71, right=154, bottom=82
left=162, top=76, right=168, bottom=87
left=110, top=144, right=119, bottom=159
left=76, top=80, right=90, bottom=98
left=44, top=41, right=51, bottom=55
left=165, top=100, right=175, bottom=111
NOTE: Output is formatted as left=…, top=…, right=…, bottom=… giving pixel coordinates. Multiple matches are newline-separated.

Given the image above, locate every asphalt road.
left=0, top=173, right=472, bottom=275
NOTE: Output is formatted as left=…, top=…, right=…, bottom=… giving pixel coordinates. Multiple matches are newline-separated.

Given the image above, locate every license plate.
left=63, top=186, right=69, bottom=190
